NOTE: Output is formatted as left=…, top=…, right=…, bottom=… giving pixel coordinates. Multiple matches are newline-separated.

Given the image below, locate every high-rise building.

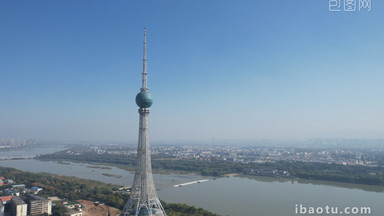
left=10, top=197, right=27, bottom=216
left=0, top=200, right=4, bottom=216
left=27, top=194, right=52, bottom=216
left=121, top=29, right=167, bottom=216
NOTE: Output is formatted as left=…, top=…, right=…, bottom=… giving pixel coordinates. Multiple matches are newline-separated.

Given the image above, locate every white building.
left=64, top=209, right=83, bottom=216
left=11, top=197, right=27, bottom=216
left=0, top=200, right=4, bottom=216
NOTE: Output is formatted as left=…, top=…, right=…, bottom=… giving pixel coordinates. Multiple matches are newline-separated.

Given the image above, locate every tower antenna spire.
left=141, top=27, right=148, bottom=91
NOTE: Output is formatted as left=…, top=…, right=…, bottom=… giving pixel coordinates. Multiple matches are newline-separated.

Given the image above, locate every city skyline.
left=1, top=0, right=384, bottom=142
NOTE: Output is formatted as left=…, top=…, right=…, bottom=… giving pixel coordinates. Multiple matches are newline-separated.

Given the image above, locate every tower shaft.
left=132, top=108, right=156, bottom=202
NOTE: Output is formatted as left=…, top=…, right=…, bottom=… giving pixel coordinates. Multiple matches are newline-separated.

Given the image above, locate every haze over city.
left=1, top=0, right=383, bottom=142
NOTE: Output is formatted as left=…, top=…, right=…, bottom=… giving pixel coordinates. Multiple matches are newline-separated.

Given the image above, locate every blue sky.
left=0, top=0, right=383, bottom=142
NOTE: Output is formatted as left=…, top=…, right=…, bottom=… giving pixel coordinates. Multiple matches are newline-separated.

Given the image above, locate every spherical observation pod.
left=136, top=91, right=153, bottom=108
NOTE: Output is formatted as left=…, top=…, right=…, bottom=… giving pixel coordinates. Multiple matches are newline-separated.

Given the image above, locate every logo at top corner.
left=329, top=0, right=372, bottom=12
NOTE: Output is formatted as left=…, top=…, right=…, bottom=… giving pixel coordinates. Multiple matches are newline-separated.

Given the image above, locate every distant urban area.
left=34, top=139, right=384, bottom=185
left=62, top=139, right=384, bottom=166
left=0, top=139, right=35, bottom=149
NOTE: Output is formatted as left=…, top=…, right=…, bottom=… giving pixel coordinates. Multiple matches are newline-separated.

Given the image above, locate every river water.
left=1, top=146, right=383, bottom=216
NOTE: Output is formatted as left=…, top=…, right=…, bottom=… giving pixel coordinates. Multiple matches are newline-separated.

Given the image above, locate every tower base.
left=121, top=197, right=167, bottom=216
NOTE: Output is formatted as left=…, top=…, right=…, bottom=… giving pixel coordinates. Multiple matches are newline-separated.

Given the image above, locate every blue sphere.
left=136, top=91, right=153, bottom=108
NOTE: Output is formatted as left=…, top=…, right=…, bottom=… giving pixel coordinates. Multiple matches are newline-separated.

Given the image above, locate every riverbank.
left=37, top=150, right=384, bottom=186
left=1, top=158, right=384, bottom=216
left=0, top=166, right=220, bottom=216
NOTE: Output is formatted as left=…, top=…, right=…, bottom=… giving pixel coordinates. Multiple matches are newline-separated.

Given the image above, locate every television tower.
left=121, top=29, right=167, bottom=216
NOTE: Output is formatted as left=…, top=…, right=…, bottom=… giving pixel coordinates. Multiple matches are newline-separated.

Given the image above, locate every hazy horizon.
left=1, top=0, right=383, bottom=141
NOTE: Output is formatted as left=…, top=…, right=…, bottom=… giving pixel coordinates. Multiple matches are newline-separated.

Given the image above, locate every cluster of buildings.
left=0, top=176, right=49, bottom=216
left=155, top=144, right=381, bottom=167
left=71, top=143, right=381, bottom=167
left=0, top=179, right=14, bottom=187
left=57, top=199, right=83, bottom=216
left=0, top=194, right=51, bottom=216
left=0, top=176, right=85, bottom=216
left=243, top=168, right=290, bottom=178
left=0, top=139, right=35, bottom=149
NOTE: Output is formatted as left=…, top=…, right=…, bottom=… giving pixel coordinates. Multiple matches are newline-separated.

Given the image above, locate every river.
left=1, top=146, right=383, bottom=216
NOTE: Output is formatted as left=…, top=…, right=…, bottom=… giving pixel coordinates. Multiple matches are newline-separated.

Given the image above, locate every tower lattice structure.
left=121, top=29, right=167, bottom=216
